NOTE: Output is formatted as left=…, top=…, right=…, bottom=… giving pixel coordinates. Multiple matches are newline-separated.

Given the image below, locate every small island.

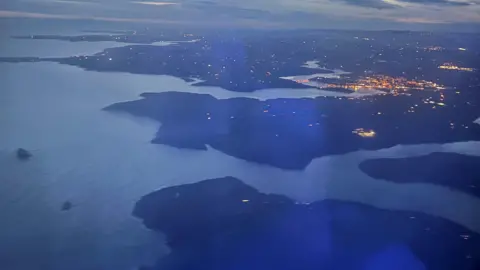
left=16, top=148, right=32, bottom=160
left=61, top=201, right=73, bottom=211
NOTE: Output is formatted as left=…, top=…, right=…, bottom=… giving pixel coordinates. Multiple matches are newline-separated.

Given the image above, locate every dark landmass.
left=4, top=30, right=480, bottom=169
left=61, top=201, right=73, bottom=211
left=16, top=148, right=32, bottom=160
left=4, top=30, right=480, bottom=269
left=0, top=57, right=44, bottom=63
left=12, top=32, right=195, bottom=45
left=105, top=90, right=480, bottom=170
left=133, top=177, right=479, bottom=270
left=3, top=30, right=480, bottom=92
left=359, top=152, right=480, bottom=197
left=82, top=30, right=137, bottom=35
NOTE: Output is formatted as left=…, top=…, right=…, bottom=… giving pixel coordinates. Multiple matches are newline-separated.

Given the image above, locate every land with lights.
left=3, top=30, right=479, bottom=169
left=438, top=62, right=474, bottom=72
left=105, top=86, right=480, bottom=169
left=132, top=176, right=479, bottom=270
left=3, top=29, right=480, bottom=270
left=310, top=74, right=445, bottom=94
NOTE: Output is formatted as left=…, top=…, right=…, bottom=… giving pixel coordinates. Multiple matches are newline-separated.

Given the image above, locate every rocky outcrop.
left=61, top=201, right=73, bottom=211
left=16, top=148, right=32, bottom=160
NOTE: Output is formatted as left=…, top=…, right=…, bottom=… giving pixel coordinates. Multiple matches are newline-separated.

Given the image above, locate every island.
left=133, top=177, right=479, bottom=270
left=359, top=152, right=480, bottom=198
left=16, top=148, right=32, bottom=160
left=61, top=201, right=73, bottom=211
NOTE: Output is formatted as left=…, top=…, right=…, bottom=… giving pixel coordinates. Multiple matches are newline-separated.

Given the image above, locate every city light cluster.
left=424, top=46, right=444, bottom=51
left=352, top=128, right=376, bottom=138
left=438, top=63, right=474, bottom=72
left=321, top=75, right=444, bottom=93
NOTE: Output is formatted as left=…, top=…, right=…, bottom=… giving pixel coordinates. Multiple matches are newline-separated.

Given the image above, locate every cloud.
left=399, top=0, right=472, bottom=5
left=0, top=10, right=180, bottom=22
left=334, top=0, right=472, bottom=8
left=0, top=9, right=284, bottom=28
left=51, top=0, right=99, bottom=4
left=130, top=1, right=178, bottom=5
left=188, top=1, right=271, bottom=19
left=335, top=0, right=399, bottom=9
left=1, top=0, right=479, bottom=30
left=393, top=16, right=448, bottom=23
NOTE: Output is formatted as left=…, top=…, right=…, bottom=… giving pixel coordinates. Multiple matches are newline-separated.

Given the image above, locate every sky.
left=0, top=0, right=479, bottom=30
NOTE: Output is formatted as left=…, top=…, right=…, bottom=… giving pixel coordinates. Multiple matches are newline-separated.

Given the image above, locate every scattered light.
left=352, top=128, right=376, bottom=138
left=438, top=63, right=474, bottom=72
left=242, top=199, right=249, bottom=203
left=319, top=74, right=444, bottom=93
left=424, top=46, right=444, bottom=52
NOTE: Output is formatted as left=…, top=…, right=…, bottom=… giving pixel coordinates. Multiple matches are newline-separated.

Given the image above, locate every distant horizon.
left=1, top=17, right=480, bottom=34
left=1, top=0, right=480, bottom=33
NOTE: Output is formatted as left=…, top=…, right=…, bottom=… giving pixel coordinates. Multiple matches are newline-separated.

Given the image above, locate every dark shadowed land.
left=3, top=30, right=480, bottom=92
left=104, top=91, right=480, bottom=170
left=5, top=32, right=476, bottom=170
left=359, top=152, right=480, bottom=197
left=11, top=32, right=194, bottom=45
left=133, top=177, right=480, bottom=270
left=2, top=26, right=480, bottom=270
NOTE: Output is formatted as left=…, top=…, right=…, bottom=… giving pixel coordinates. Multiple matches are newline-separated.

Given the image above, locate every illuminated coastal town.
left=352, top=128, right=376, bottom=138
left=424, top=46, right=444, bottom=52
left=317, top=75, right=445, bottom=94
left=438, top=62, right=474, bottom=72
left=423, top=46, right=467, bottom=52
